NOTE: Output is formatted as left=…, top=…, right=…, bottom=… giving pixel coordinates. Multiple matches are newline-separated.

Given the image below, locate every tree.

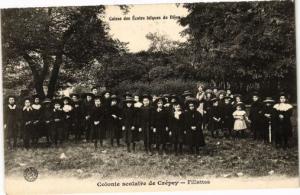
left=179, top=1, right=296, bottom=96
left=145, top=32, right=181, bottom=54
left=2, top=6, right=124, bottom=98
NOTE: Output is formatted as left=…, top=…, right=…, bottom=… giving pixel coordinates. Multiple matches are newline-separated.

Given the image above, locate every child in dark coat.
left=70, top=94, right=82, bottom=143
left=249, top=92, right=263, bottom=140
left=31, top=95, right=43, bottom=147
left=62, top=97, right=73, bottom=141
left=107, top=95, right=122, bottom=147
left=82, top=93, right=94, bottom=142
left=184, top=98, right=205, bottom=155
left=222, top=96, right=234, bottom=137
left=122, top=97, right=138, bottom=152
left=208, top=98, right=223, bottom=138
left=261, top=97, right=275, bottom=144
left=139, top=94, right=153, bottom=154
left=22, top=98, right=34, bottom=149
left=91, top=96, right=106, bottom=149
left=4, top=95, right=19, bottom=149
left=51, top=99, right=64, bottom=146
left=42, top=98, right=52, bottom=146
left=151, top=97, right=169, bottom=154
left=169, top=103, right=185, bottom=155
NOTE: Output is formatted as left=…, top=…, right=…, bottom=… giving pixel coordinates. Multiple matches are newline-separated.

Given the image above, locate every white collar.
left=8, top=104, right=16, bottom=109
left=273, top=103, right=293, bottom=111
left=63, top=104, right=72, bottom=112
left=134, top=102, right=143, bottom=108
left=157, top=107, right=163, bottom=112
left=32, top=104, right=42, bottom=110
left=23, top=106, right=32, bottom=111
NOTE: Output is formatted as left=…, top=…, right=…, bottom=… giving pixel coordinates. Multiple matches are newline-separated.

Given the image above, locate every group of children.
left=4, top=85, right=294, bottom=155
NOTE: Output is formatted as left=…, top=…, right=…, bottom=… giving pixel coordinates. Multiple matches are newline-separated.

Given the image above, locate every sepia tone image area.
left=1, top=1, right=299, bottom=194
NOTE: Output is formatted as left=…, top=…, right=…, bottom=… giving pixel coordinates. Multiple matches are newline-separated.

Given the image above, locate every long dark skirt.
left=142, top=125, right=152, bottom=151
left=152, top=127, right=169, bottom=145
left=5, top=121, right=18, bottom=140
left=90, top=124, right=105, bottom=141
left=124, top=126, right=138, bottom=144
left=169, top=128, right=184, bottom=144
left=32, top=122, right=41, bottom=141
left=107, top=120, right=122, bottom=140
left=186, top=129, right=205, bottom=147
left=51, top=123, right=64, bottom=144
left=23, top=124, right=33, bottom=148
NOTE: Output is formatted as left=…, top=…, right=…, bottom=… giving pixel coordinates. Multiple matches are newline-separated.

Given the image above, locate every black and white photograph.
left=1, top=0, right=298, bottom=194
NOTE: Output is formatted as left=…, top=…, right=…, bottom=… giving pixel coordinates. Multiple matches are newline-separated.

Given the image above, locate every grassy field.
left=5, top=132, right=298, bottom=179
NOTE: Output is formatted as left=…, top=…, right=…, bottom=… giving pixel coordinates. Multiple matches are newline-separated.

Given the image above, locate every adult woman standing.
left=273, top=92, right=293, bottom=149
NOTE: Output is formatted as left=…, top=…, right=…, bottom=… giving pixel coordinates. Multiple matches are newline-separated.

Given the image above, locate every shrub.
left=112, top=79, right=198, bottom=95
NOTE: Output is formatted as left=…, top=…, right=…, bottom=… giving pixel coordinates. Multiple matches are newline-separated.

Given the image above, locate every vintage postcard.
left=1, top=0, right=299, bottom=194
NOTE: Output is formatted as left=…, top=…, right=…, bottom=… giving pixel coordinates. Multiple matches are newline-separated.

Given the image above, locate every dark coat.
left=249, top=101, right=263, bottom=124
left=4, top=104, right=19, bottom=139
left=51, top=109, right=64, bottom=141
left=122, top=106, right=138, bottom=143
left=82, top=100, right=94, bottom=121
left=90, top=106, right=106, bottom=139
left=32, top=104, right=43, bottom=137
left=208, top=105, right=223, bottom=131
left=22, top=107, right=34, bottom=147
left=222, top=103, right=234, bottom=129
left=168, top=111, right=185, bottom=144
left=203, top=99, right=213, bottom=124
left=107, top=105, right=122, bottom=139
left=51, top=109, right=64, bottom=127
left=273, top=104, right=293, bottom=138
left=22, top=107, right=34, bottom=126
left=72, top=102, right=82, bottom=125
left=139, top=106, right=153, bottom=145
left=184, top=110, right=205, bottom=146
left=151, top=108, right=169, bottom=144
left=41, top=105, right=52, bottom=137
left=261, top=105, right=275, bottom=141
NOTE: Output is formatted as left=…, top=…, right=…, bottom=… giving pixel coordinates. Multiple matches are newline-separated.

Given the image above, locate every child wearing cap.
left=249, top=92, right=263, bottom=140
left=169, top=103, right=185, bottom=155
left=232, top=103, right=250, bottom=139
left=51, top=100, right=64, bottom=146
left=107, top=95, right=122, bottom=147
left=208, top=98, right=223, bottom=138
left=184, top=98, right=205, bottom=155
left=139, top=95, right=153, bottom=154
left=70, top=94, right=83, bottom=143
left=151, top=97, right=169, bottom=155
left=91, top=96, right=106, bottom=149
left=203, top=89, right=213, bottom=130
left=261, top=97, right=275, bottom=144
left=122, top=97, right=138, bottom=152
left=82, top=93, right=94, bottom=142
left=222, top=96, right=234, bottom=137
left=41, top=98, right=52, bottom=146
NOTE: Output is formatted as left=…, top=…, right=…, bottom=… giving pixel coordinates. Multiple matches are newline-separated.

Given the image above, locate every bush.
left=112, top=79, right=198, bottom=95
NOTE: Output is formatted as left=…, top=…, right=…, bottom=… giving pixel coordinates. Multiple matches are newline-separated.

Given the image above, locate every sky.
left=103, top=4, right=189, bottom=53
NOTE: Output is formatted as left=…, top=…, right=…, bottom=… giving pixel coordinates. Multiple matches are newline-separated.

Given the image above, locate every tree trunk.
left=47, top=54, right=62, bottom=98
left=23, top=54, right=46, bottom=99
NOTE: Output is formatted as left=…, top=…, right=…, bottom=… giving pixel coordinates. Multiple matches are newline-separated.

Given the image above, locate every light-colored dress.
left=232, top=110, right=247, bottom=131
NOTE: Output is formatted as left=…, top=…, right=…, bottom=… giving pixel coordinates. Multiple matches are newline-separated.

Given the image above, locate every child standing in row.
left=232, top=103, right=250, bottom=139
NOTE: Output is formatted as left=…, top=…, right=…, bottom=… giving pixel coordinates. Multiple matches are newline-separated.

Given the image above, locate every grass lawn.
left=5, top=132, right=298, bottom=179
